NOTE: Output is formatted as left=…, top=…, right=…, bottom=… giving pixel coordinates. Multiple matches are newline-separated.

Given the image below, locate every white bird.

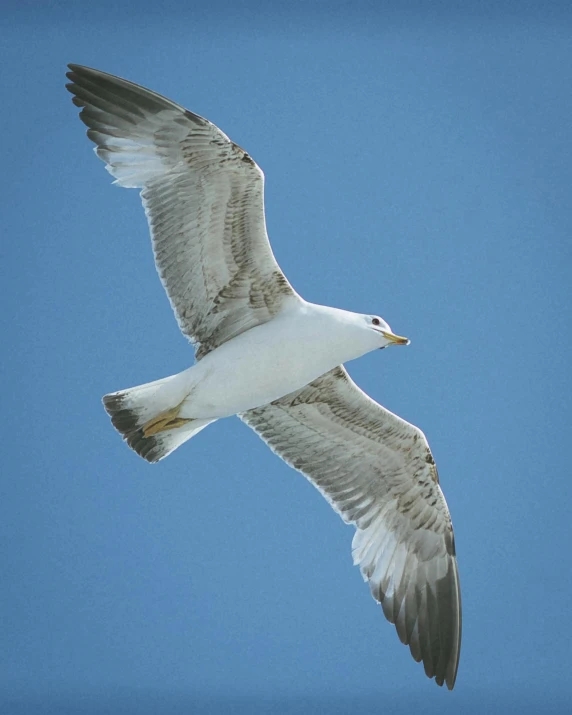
left=66, top=64, right=461, bottom=689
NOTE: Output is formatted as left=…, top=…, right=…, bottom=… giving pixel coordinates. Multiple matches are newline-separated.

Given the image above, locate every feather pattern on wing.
left=65, top=64, right=300, bottom=359
left=241, top=366, right=461, bottom=689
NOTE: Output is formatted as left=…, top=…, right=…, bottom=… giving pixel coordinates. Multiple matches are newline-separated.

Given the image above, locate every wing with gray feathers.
left=241, top=366, right=461, bottom=689
left=66, top=64, right=300, bottom=359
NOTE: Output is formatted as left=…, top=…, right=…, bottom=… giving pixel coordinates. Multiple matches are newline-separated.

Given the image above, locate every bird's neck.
left=300, top=302, right=379, bottom=365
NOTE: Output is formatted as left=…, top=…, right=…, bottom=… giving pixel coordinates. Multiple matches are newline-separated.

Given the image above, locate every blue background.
left=2, top=2, right=571, bottom=713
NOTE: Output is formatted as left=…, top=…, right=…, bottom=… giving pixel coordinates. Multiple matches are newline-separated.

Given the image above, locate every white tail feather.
left=102, top=375, right=214, bottom=463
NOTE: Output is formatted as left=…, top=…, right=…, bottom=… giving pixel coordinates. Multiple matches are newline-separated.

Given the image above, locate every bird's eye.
left=372, top=317, right=381, bottom=326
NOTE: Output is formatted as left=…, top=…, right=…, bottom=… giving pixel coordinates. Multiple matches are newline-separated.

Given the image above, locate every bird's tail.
left=102, top=374, right=214, bottom=463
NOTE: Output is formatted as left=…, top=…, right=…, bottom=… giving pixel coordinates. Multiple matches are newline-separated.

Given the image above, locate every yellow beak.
left=381, top=331, right=410, bottom=346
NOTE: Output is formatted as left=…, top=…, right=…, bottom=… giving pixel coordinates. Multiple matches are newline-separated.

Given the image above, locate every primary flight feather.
left=66, top=64, right=461, bottom=689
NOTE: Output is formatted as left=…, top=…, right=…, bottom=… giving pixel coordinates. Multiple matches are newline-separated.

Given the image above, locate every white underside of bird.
left=106, top=299, right=408, bottom=454
left=141, top=302, right=395, bottom=420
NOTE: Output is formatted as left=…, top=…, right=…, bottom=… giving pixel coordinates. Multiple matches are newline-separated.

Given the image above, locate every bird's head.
left=364, top=314, right=410, bottom=350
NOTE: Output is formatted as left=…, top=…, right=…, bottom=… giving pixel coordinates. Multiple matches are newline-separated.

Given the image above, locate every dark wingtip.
left=67, top=63, right=99, bottom=76
left=66, top=64, right=88, bottom=84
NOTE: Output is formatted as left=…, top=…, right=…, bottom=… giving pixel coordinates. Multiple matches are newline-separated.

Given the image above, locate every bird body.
left=179, top=302, right=391, bottom=419
left=103, top=300, right=403, bottom=458
left=66, top=64, right=461, bottom=690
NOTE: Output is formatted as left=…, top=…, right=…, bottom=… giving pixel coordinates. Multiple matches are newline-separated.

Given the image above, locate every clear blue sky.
left=3, top=2, right=571, bottom=713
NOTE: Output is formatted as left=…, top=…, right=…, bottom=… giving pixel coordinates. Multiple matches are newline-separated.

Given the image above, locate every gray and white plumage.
left=66, top=63, right=298, bottom=360
left=66, top=64, right=461, bottom=690
left=242, top=366, right=460, bottom=688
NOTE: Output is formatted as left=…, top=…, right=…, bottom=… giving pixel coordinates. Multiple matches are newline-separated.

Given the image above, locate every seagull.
left=66, top=64, right=461, bottom=689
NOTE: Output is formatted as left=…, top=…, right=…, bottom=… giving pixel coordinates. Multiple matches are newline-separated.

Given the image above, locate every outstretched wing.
left=241, top=366, right=461, bottom=689
left=66, top=64, right=300, bottom=359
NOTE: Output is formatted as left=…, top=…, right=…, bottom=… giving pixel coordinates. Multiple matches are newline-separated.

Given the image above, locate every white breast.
left=179, top=302, right=373, bottom=419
